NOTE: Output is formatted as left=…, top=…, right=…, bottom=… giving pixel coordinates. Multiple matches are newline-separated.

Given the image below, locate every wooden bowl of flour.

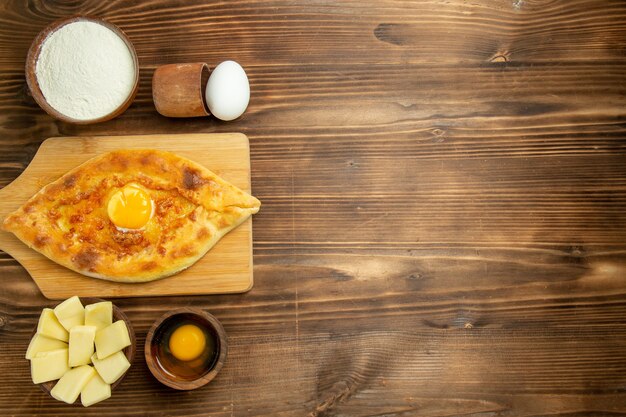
left=26, top=16, right=139, bottom=125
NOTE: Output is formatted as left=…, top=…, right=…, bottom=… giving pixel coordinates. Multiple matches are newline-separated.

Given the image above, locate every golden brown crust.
left=2, top=149, right=261, bottom=282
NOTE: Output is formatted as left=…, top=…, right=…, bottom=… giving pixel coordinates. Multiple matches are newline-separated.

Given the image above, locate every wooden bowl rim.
left=32, top=297, right=136, bottom=403
left=144, top=307, right=228, bottom=390
left=25, top=15, right=139, bottom=125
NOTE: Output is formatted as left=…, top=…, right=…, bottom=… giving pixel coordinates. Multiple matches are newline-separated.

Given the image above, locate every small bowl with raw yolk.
left=144, top=308, right=227, bottom=390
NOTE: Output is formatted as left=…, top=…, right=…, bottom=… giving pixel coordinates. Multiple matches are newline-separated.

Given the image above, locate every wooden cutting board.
left=0, top=133, right=255, bottom=299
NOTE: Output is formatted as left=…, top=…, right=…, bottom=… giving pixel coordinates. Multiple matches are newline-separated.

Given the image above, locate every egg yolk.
left=107, top=184, right=153, bottom=230
left=168, top=324, right=206, bottom=361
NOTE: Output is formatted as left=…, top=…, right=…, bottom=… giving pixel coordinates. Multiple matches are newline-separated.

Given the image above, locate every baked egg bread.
left=2, top=149, right=260, bottom=282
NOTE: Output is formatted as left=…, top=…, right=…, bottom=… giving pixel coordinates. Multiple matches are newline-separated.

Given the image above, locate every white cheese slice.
left=50, top=365, right=95, bottom=404
left=68, top=325, right=96, bottom=367
left=36, top=308, right=69, bottom=342
left=80, top=373, right=111, bottom=407
left=30, top=348, right=69, bottom=384
left=84, top=302, right=112, bottom=332
left=25, top=333, right=68, bottom=360
left=53, top=296, right=85, bottom=331
left=91, top=351, right=130, bottom=384
left=95, top=320, right=131, bottom=359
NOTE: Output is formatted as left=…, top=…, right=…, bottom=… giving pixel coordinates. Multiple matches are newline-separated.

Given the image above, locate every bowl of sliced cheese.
left=26, top=296, right=135, bottom=407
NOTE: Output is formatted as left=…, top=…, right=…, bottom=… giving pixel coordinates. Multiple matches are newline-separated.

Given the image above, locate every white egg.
left=205, top=60, right=250, bottom=121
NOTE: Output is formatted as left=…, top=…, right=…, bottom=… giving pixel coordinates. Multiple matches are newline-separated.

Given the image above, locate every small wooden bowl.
left=144, top=308, right=227, bottom=390
left=32, top=297, right=136, bottom=402
left=152, top=62, right=211, bottom=117
left=25, top=15, right=139, bottom=124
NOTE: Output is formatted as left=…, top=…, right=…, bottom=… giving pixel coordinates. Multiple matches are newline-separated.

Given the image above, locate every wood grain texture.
left=0, top=0, right=625, bottom=416
left=0, top=134, right=254, bottom=298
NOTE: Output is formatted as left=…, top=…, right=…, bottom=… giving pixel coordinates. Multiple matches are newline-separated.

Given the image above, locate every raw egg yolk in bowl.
left=149, top=313, right=220, bottom=382
left=169, top=324, right=206, bottom=361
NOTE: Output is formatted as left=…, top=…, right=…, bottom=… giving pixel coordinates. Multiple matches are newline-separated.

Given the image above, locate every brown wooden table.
left=1, top=1, right=625, bottom=415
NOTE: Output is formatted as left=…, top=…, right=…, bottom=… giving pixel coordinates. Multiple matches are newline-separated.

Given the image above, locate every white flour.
left=35, top=21, right=136, bottom=121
